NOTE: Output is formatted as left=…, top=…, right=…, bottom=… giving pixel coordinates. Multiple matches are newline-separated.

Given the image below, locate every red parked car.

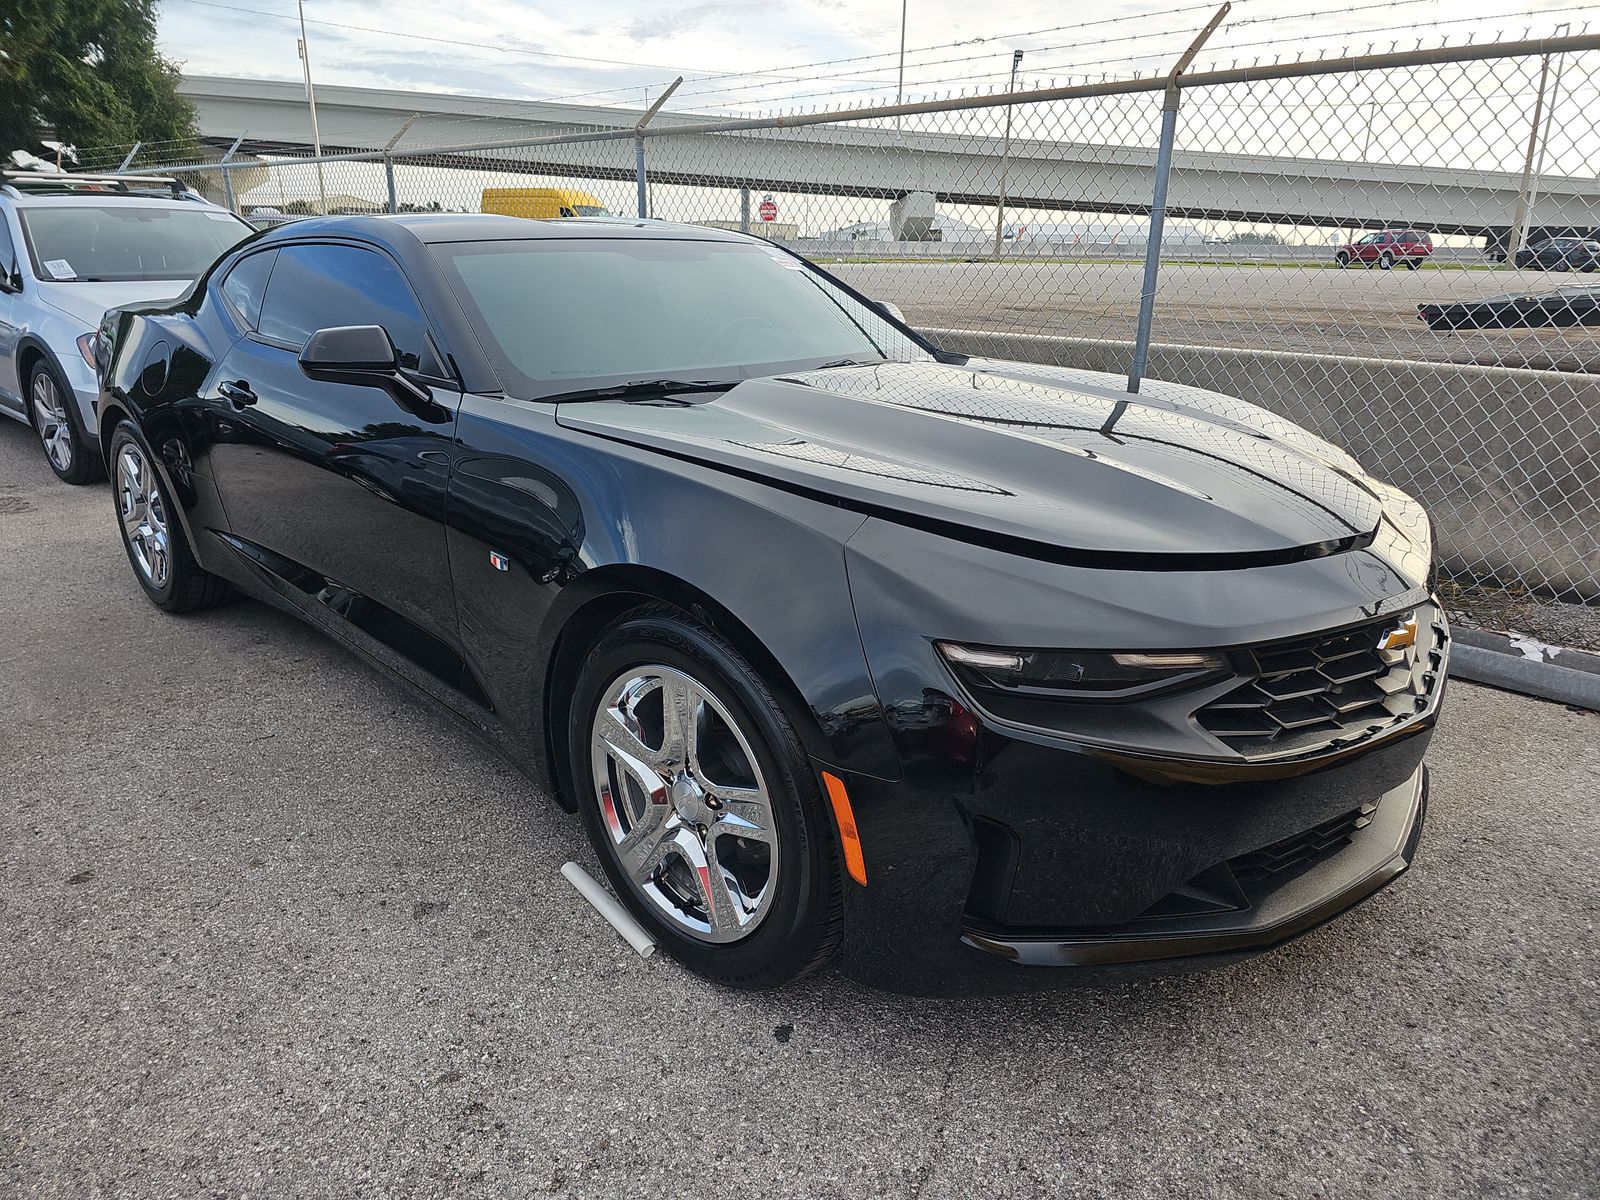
left=1335, top=229, right=1432, bottom=270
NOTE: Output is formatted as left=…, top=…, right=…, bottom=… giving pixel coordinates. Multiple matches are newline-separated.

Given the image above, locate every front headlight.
left=936, top=642, right=1225, bottom=701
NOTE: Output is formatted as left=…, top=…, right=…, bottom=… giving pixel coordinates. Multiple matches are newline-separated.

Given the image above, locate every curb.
left=1451, top=627, right=1600, bottom=712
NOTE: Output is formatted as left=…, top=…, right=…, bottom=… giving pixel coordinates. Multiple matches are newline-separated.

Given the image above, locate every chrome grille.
left=1197, top=606, right=1446, bottom=757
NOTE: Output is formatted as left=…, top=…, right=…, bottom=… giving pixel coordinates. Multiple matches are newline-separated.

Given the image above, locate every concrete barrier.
left=925, top=327, right=1600, bottom=599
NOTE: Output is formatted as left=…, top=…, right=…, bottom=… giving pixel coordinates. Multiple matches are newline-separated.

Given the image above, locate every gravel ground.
left=1, top=419, right=1597, bottom=1199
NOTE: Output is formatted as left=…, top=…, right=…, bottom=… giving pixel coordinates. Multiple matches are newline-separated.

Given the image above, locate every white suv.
left=0, top=172, right=253, bottom=482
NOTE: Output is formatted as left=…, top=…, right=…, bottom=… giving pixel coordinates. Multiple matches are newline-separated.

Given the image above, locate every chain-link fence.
left=120, top=31, right=1600, bottom=638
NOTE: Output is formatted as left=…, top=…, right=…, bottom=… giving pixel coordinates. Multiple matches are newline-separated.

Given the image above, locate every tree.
left=0, top=1, right=197, bottom=161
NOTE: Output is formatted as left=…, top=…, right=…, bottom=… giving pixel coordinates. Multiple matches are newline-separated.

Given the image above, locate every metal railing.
left=111, top=27, right=1600, bottom=622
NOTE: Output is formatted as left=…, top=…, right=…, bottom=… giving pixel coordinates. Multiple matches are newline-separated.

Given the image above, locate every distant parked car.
left=1335, top=229, right=1432, bottom=270
left=0, top=170, right=253, bottom=482
left=1513, top=237, right=1600, bottom=272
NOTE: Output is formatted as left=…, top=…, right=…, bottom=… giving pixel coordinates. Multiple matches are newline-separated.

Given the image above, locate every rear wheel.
left=1405, top=257, right=1421, bottom=270
left=27, top=360, right=100, bottom=485
left=568, top=611, right=842, bottom=988
left=109, top=421, right=233, bottom=613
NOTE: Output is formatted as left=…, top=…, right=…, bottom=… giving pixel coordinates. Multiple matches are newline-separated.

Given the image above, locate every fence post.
left=381, top=115, right=417, bottom=216
left=1128, top=4, right=1230, bottom=394
left=740, top=187, right=751, bottom=233
left=218, top=132, right=247, bottom=214
left=384, top=154, right=398, bottom=214
left=634, top=77, right=683, bottom=219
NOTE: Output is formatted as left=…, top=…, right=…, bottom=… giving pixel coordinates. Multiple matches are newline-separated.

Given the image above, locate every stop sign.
left=759, top=196, right=778, bottom=222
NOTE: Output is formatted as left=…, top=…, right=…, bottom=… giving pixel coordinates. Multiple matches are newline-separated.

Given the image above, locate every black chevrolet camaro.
left=95, top=215, right=1447, bottom=996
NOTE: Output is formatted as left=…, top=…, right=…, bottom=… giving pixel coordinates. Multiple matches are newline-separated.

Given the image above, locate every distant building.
left=696, top=220, right=800, bottom=241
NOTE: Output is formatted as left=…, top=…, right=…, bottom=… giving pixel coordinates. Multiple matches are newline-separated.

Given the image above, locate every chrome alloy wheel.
left=32, top=371, right=74, bottom=472
left=590, top=665, right=779, bottom=943
left=116, top=443, right=171, bottom=589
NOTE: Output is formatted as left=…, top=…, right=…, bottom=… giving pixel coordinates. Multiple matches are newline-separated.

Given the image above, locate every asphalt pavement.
left=830, top=260, right=1600, bottom=372
left=1, top=418, right=1596, bottom=1199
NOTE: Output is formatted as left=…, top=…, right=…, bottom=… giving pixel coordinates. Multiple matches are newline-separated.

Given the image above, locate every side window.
left=0, top=211, right=16, bottom=276
left=221, top=249, right=277, bottom=330
left=257, top=243, right=438, bottom=373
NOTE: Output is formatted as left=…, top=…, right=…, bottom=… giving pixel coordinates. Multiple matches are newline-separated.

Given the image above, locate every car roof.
left=254, top=212, right=756, bottom=247
left=2, top=190, right=228, bottom=212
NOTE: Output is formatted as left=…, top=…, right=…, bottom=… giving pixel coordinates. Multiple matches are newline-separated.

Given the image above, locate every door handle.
left=219, top=379, right=257, bottom=408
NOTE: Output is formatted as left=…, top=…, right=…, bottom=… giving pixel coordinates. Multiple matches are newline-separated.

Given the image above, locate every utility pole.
left=895, top=0, right=908, bottom=130
left=297, top=0, right=328, bottom=216
left=993, top=49, right=1024, bottom=259
left=1520, top=22, right=1573, bottom=258
left=1507, top=36, right=1566, bottom=262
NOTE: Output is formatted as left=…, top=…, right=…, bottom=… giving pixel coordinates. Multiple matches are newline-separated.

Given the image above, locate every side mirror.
left=0, top=261, right=20, bottom=294
left=876, top=300, right=906, bottom=324
left=298, top=324, right=434, bottom=410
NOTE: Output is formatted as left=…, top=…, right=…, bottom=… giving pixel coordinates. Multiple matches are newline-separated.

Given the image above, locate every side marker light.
left=820, top=771, right=867, bottom=887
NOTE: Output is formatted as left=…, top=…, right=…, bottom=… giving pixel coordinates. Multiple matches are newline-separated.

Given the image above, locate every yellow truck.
left=480, top=187, right=612, bottom=219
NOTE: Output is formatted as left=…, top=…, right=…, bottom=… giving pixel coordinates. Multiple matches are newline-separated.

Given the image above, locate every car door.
left=0, top=208, right=26, bottom=416
left=207, top=240, right=464, bottom=659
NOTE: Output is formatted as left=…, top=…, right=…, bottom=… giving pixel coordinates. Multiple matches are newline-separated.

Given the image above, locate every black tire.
left=107, top=420, right=233, bottom=614
left=568, top=610, right=843, bottom=989
left=27, top=358, right=101, bottom=485
left=1405, top=257, right=1421, bottom=270
left=1334, top=252, right=1350, bottom=268
left=1379, top=251, right=1395, bottom=271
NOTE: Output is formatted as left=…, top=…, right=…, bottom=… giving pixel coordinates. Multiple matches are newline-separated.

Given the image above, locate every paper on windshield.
left=43, top=259, right=76, bottom=280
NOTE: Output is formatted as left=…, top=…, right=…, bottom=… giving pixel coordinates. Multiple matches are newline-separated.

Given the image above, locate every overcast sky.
left=154, top=0, right=1593, bottom=114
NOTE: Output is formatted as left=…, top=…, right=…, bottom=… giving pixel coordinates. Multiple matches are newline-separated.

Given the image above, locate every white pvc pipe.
left=560, top=862, right=657, bottom=959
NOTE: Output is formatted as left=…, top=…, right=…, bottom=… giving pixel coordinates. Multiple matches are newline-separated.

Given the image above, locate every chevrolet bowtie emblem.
left=1381, top=615, right=1419, bottom=651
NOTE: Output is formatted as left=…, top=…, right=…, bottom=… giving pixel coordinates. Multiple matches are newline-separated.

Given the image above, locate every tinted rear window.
left=221, top=249, right=277, bottom=330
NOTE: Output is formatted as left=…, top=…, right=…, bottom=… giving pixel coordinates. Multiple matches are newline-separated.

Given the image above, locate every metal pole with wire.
left=1507, top=51, right=1554, bottom=262
left=993, top=50, right=1024, bottom=259
left=297, top=0, right=328, bottom=216
left=1128, top=3, right=1230, bottom=395
left=896, top=0, right=908, bottom=130
left=635, top=77, right=682, bottom=218
left=1520, top=21, right=1572, bottom=257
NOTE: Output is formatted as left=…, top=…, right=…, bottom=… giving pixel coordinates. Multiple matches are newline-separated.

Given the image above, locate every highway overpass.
left=177, top=75, right=1600, bottom=236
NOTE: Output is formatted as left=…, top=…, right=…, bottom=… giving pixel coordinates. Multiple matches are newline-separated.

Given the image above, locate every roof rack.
left=0, top=171, right=191, bottom=199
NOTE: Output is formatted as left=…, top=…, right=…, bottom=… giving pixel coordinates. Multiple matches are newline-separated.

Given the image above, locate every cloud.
left=624, top=2, right=777, bottom=42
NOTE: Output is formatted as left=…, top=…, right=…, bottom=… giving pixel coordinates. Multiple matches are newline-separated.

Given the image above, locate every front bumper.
left=960, top=762, right=1426, bottom=970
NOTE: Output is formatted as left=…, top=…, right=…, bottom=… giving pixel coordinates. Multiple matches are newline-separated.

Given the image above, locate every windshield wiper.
left=544, top=378, right=739, bottom=404
left=811, top=357, right=882, bottom=370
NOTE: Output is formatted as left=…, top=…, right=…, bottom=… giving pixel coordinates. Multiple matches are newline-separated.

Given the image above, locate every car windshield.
left=432, top=237, right=931, bottom=397
left=20, top=204, right=252, bottom=282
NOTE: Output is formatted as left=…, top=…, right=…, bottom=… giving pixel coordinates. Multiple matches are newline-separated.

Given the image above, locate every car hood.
left=554, top=359, right=1388, bottom=562
left=34, top=279, right=193, bottom=329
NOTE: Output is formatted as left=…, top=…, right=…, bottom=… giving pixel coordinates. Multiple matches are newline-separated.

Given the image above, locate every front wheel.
left=109, top=421, right=234, bottom=613
left=27, top=360, right=100, bottom=485
left=569, top=611, right=843, bottom=988
left=1334, top=252, right=1350, bottom=268
left=1379, top=252, right=1395, bottom=271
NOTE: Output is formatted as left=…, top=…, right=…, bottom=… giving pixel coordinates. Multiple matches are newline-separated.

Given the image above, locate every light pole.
left=297, top=0, right=328, bottom=216
left=1522, top=22, right=1572, bottom=255
left=895, top=0, right=908, bottom=130
left=993, top=50, right=1024, bottom=259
